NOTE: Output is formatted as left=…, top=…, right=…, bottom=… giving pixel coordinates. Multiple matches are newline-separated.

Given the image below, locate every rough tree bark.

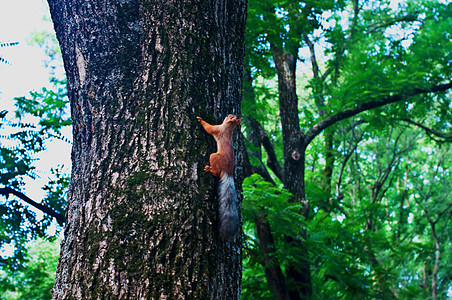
left=271, top=44, right=312, bottom=299
left=48, top=0, right=247, bottom=298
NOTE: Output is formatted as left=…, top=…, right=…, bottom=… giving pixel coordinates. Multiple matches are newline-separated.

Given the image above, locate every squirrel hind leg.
left=204, top=165, right=221, bottom=177
left=207, top=153, right=223, bottom=177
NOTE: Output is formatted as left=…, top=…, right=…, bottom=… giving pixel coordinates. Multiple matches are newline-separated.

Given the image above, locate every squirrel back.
left=197, top=114, right=241, bottom=241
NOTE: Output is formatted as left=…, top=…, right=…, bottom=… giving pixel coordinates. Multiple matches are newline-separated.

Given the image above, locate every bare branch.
left=303, top=34, right=320, bottom=80
left=304, top=33, right=327, bottom=117
left=399, top=118, right=452, bottom=143
left=434, top=201, right=452, bottom=226
left=0, top=187, right=66, bottom=223
left=336, top=128, right=365, bottom=198
left=247, top=117, right=284, bottom=182
left=367, top=14, right=418, bottom=35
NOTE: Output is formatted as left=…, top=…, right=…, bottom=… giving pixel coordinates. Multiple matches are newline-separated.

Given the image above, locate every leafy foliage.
left=243, top=174, right=302, bottom=239
left=41, top=166, right=69, bottom=222
left=0, top=8, right=69, bottom=296
left=241, top=0, right=452, bottom=299
left=0, top=237, right=60, bottom=300
left=0, top=78, right=69, bottom=269
left=14, top=78, right=71, bottom=137
left=242, top=174, right=303, bottom=299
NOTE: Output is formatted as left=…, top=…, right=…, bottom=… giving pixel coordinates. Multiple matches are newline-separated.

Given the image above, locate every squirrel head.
left=224, top=114, right=241, bottom=127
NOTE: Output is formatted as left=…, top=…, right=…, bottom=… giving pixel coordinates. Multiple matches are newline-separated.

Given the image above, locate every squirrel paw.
left=196, top=116, right=203, bottom=122
left=204, top=165, right=211, bottom=172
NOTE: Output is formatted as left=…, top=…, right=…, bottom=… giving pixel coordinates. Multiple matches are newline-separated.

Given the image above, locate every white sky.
left=0, top=0, right=71, bottom=221
left=0, top=0, right=53, bottom=100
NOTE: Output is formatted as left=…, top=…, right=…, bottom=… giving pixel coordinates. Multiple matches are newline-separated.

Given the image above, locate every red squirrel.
left=197, top=114, right=241, bottom=241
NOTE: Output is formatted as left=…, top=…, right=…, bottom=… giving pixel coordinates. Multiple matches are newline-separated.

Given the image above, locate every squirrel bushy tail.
left=218, top=173, right=239, bottom=241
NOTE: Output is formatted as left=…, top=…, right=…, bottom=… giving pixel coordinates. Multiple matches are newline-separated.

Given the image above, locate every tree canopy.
left=0, top=24, right=69, bottom=270
left=241, top=0, right=452, bottom=298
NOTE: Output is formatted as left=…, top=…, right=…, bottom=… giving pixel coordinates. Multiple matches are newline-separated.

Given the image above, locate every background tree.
left=47, top=0, right=247, bottom=298
left=1, top=12, right=69, bottom=272
left=241, top=0, right=452, bottom=298
left=0, top=80, right=69, bottom=269
left=0, top=237, right=60, bottom=300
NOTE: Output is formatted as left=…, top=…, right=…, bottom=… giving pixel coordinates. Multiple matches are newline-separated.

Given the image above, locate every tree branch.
left=367, top=14, right=418, bottom=35
left=336, top=127, right=365, bottom=199
left=303, top=34, right=320, bottom=80
left=248, top=117, right=284, bottom=182
left=255, top=215, right=290, bottom=300
left=304, top=33, right=327, bottom=116
left=242, top=137, right=276, bottom=184
left=399, top=118, right=452, bottom=142
left=304, top=81, right=452, bottom=146
left=261, top=134, right=284, bottom=182
left=0, top=187, right=66, bottom=224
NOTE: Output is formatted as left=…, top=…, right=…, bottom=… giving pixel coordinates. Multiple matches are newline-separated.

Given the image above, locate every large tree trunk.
left=48, top=0, right=247, bottom=298
left=271, top=45, right=312, bottom=299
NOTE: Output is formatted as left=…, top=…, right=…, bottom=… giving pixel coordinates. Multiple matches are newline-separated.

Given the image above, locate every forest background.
left=0, top=0, right=451, bottom=299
